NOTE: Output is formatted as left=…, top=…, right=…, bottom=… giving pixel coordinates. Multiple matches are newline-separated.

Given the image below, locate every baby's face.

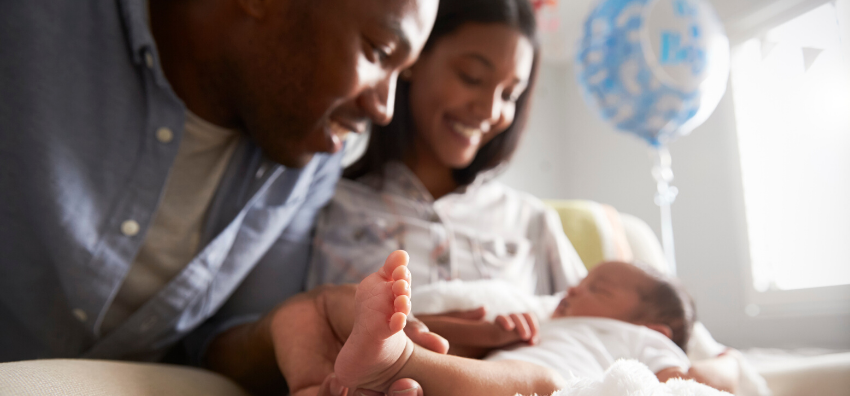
left=551, top=261, right=652, bottom=321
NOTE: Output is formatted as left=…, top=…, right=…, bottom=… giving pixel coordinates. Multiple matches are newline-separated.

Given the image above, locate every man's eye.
left=459, top=72, right=483, bottom=86
left=373, top=45, right=391, bottom=62
left=363, top=38, right=393, bottom=64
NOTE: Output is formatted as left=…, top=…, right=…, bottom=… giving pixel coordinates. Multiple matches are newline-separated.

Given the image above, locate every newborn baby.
left=487, top=260, right=695, bottom=382
left=333, top=252, right=700, bottom=395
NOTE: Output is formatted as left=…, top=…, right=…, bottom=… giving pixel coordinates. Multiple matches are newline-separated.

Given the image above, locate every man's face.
left=231, top=0, right=438, bottom=167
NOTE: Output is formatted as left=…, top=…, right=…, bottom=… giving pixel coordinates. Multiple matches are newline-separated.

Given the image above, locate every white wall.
left=498, top=58, right=850, bottom=349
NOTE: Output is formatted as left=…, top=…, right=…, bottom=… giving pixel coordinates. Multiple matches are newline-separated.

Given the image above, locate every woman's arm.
left=687, top=349, right=742, bottom=394
left=653, top=351, right=741, bottom=394
left=655, top=366, right=694, bottom=383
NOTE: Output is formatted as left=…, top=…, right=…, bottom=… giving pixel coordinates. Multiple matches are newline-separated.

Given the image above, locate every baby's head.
left=551, top=261, right=696, bottom=350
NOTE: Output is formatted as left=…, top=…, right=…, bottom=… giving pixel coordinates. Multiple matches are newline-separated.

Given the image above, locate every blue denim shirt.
left=0, top=0, right=341, bottom=362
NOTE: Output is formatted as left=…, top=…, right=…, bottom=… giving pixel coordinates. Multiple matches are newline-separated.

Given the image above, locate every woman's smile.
left=444, top=116, right=485, bottom=147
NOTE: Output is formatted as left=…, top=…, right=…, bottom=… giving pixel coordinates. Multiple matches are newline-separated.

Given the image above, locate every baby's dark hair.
left=632, top=263, right=696, bottom=352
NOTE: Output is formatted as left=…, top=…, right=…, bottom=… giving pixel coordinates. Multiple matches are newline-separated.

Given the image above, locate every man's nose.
left=359, top=71, right=398, bottom=126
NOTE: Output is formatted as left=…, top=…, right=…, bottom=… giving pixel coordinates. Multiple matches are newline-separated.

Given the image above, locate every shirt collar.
left=364, top=161, right=493, bottom=204
left=379, top=162, right=435, bottom=204
left=118, top=0, right=156, bottom=67
left=118, top=0, right=176, bottom=91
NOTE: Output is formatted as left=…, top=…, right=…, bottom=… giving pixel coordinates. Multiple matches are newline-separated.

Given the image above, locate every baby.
left=333, top=251, right=697, bottom=395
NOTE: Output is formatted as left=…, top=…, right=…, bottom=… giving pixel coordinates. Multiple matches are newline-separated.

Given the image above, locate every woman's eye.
left=502, top=90, right=521, bottom=103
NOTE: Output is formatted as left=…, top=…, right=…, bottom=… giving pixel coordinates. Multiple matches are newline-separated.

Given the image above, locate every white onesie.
left=485, top=317, right=690, bottom=380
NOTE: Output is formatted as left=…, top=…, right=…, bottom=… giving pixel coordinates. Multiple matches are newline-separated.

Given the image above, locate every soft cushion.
left=0, top=359, right=248, bottom=396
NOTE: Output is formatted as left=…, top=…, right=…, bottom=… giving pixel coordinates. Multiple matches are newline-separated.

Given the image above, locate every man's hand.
left=273, top=285, right=449, bottom=396
left=205, top=284, right=449, bottom=396
left=416, top=307, right=540, bottom=359
left=314, top=375, right=425, bottom=396
left=404, top=314, right=450, bottom=355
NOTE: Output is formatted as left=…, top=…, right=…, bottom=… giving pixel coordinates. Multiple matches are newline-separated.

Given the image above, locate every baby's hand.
left=494, top=312, right=540, bottom=345
left=415, top=309, right=540, bottom=358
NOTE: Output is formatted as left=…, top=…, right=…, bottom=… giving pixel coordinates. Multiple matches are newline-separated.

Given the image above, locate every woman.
left=309, top=0, right=587, bottom=297
left=309, top=1, right=746, bottom=392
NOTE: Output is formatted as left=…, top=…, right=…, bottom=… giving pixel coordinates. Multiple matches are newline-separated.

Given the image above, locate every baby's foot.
left=335, top=250, right=415, bottom=391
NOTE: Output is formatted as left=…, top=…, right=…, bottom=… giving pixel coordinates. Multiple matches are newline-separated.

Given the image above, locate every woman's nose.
left=472, top=89, right=504, bottom=125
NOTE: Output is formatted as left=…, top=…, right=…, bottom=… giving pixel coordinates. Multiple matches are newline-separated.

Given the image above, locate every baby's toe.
left=391, top=264, right=410, bottom=283
left=381, top=250, right=409, bottom=280
left=394, top=295, right=411, bottom=315
left=392, top=279, right=410, bottom=297
left=389, top=311, right=407, bottom=333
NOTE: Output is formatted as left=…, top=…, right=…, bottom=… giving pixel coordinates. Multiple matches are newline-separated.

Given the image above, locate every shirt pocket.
left=353, top=217, right=406, bottom=245
left=315, top=216, right=405, bottom=284
left=477, top=236, right=532, bottom=274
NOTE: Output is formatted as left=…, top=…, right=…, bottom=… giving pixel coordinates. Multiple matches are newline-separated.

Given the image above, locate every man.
left=0, top=0, right=439, bottom=394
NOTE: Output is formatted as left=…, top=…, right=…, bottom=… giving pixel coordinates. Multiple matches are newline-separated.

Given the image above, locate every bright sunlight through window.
left=731, top=3, right=850, bottom=291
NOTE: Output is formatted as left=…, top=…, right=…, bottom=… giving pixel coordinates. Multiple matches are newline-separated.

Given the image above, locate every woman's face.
left=407, top=23, right=535, bottom=169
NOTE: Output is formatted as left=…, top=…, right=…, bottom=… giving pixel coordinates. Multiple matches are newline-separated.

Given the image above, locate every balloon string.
left=652, top=146, right=678, bottom=275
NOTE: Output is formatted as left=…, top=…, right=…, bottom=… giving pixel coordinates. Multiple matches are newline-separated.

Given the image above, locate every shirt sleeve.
left=177, top=150, right=344, bottom=366
left=633, top=328, right=691, bottom=373
left=540, top=206, right=588, bottom=294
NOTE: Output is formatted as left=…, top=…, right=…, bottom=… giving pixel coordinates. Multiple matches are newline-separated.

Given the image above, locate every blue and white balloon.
left=576, top=0, right=730, bottom=147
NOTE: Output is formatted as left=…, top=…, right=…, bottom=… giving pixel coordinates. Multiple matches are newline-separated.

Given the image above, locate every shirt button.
left=155, top=127, right=173, bottom=143
left=72, top=309, right=87, bottom=322
left=121, top=220, right=140, bottom=236
left=144, top=51, right=155, bottom=69
left=255, top=164, right=267, bottom=179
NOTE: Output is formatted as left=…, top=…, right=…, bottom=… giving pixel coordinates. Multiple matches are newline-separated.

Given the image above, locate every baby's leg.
left=334, top=251, right=567, bottom=395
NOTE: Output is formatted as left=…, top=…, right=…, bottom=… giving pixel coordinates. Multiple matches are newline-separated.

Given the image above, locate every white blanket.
left=543, top=359, right=729, bottom=396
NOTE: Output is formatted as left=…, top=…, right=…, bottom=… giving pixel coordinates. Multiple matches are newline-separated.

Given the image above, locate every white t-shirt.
left=486, top=317, right=690, bottom=380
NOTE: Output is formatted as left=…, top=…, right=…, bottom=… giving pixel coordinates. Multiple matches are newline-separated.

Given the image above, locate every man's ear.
left=405, top=53, right=430, bottom=79
left=644, top=323, right=673, bottom=339
left=236, top=0, right=271, bottom=19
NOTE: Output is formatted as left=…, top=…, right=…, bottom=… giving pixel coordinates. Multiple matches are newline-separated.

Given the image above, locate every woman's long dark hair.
left=344, top=0, right=541, bottom=186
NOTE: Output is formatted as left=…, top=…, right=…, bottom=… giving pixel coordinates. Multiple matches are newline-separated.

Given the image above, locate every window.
left=731, top=3, right=850, bottom=293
